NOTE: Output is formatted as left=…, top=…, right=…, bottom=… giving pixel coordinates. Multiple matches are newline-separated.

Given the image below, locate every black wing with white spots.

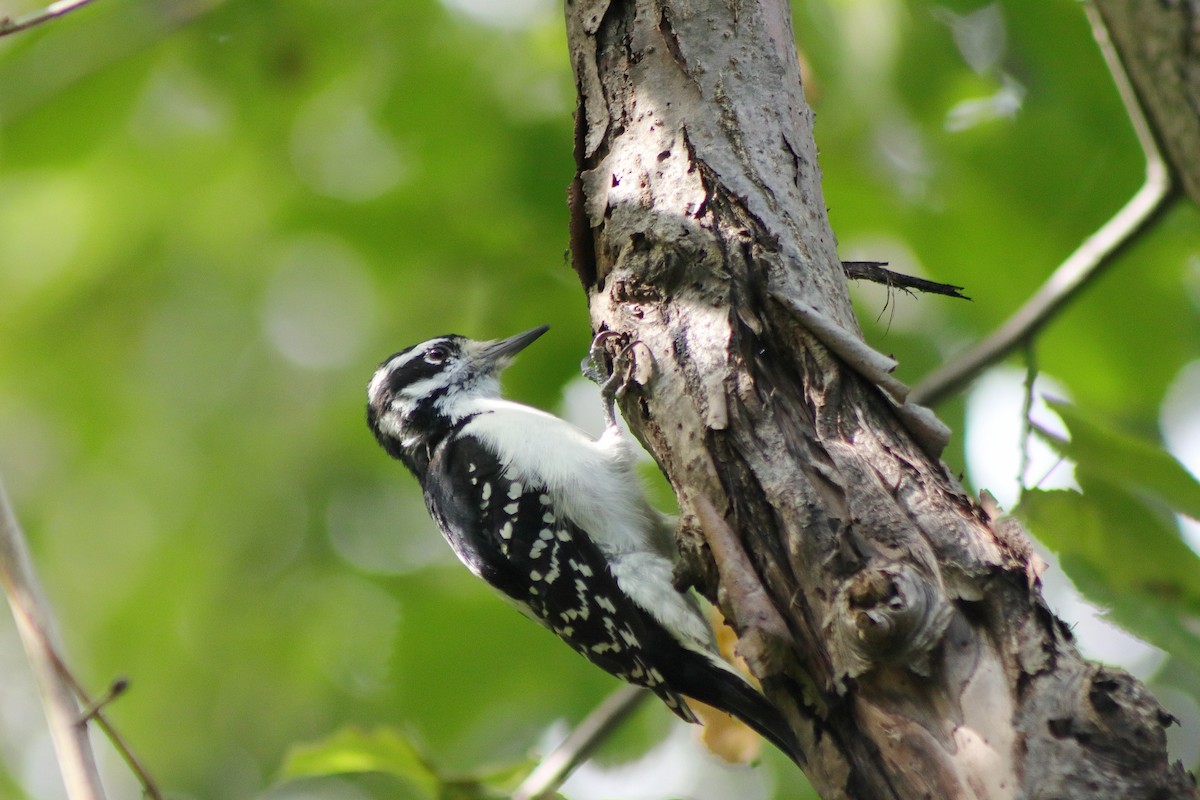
left=422, top=431, right=699, bottom=721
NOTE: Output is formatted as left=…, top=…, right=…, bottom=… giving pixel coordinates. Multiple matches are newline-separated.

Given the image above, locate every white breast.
left=460, top=398, right=721, bottom=659
left=460, top=398, right=665, bottom=557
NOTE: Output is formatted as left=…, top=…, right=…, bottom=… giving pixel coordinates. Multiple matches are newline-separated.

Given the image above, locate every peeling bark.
left=563, top=1, right=1198, bottom=797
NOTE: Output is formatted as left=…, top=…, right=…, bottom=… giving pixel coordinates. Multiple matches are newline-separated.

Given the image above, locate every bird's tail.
left=668, top=650, right=806, bottom=767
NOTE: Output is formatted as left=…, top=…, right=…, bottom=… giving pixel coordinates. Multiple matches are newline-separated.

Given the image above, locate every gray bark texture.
left=563, top=1, right=1200, bottom=798
left=1091, top=0, right=1200, bottom=203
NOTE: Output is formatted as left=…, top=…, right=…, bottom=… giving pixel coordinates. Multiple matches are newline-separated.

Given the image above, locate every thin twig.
left=1017, top=342, right=1038, bottom=495
left=0, top=477, right=106, bottom=800
left=909, top=3, right=1175, bottom=407
left=0, top=0, right=97, bottom=38
left=62, top=676, right=163, bottom=799
left=77, top=677, right=128, bottom=725
left=34, top=587, right=164, bottom=799
left=513, top=685, right=650, bottom=800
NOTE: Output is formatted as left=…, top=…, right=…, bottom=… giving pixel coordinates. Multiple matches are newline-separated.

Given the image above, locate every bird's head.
left=366, top=325, right=549, bottom=464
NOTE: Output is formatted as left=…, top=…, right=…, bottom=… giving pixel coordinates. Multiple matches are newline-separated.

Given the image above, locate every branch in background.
left=513, top=685, right=649, bottom=800
left=842, top=261, right=970, bottom=300
left=0, top=477, right=106, bottom=800
left=0, top=478, right=163, bottom=799
left=54, top=665, right=163, bottom=800
left=0, top=0, right=97, bottom=38
left=909, top=3, right=1176, bottom=408
left=76, top=677, right=128, bottom=725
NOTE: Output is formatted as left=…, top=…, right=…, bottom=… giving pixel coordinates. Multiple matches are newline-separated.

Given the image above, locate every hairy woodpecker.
left=366, top=325, right=800, bottom=764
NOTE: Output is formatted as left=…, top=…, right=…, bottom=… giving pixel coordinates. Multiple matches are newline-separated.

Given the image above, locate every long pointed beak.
left=475, top=325, right=549, bottom=370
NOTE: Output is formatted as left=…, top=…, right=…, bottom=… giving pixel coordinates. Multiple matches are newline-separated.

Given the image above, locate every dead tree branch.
left=842, top=261, right=969, bottom=301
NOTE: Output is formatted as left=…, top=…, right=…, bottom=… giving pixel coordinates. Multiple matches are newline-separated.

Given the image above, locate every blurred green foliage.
left=279, top=725, right=534, bottom=799
left=1022, top=400, right=1200, bottom=669
left=0, top=0, right=1196, bottom=798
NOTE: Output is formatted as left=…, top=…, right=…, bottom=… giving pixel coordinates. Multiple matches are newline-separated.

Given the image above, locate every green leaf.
left=279, top=726, right=440, bottom=797
left=1061, top=555, right=1200, bottom=669
left=1036, top=400, right=1200, bottom=520
left=439, top=780, right=527, bottom=800
left=1021, top=483, right=1200, bottom=603
left=1018, top=487, right=1200, bottom=667
left=469, top=757, right=541, bottom=794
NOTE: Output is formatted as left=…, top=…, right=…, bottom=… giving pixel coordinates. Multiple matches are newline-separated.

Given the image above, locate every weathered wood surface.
left=564, top=1, right=1197, bottom=797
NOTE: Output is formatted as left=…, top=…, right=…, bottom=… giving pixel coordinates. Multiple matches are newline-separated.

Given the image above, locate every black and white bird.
left=366, top=325, right=800, bottom=764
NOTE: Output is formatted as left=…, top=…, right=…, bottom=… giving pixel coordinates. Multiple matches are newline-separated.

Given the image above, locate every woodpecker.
left=366, top=325, right=800, bottom=764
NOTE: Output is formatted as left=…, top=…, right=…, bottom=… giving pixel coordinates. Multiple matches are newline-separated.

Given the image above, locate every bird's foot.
left=583, top=331, right=646, bottom=431
left=582, top=330, right=621, bottom=386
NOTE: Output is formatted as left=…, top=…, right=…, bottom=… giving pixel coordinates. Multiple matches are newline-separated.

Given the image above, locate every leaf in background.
left=0, top=763, right=29, bottom=800
left=1036, top=399, right=1200, bottom=521
left=1063, top=555, right=1200, bottom=670
left=1024, top=400, right=1200, bottom=648
left=280, top=726, right=440, bottom=797
left=1018, top=486, right=1200, bottom=669
left=465, top=757, right=540, bottom=796
left=277, top=726, right=539, bottom=800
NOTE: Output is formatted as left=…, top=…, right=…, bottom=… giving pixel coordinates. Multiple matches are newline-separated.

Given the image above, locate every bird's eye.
left=425, top=345, right=451, bottom=365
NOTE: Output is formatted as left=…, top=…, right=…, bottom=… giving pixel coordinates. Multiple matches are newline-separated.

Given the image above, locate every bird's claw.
left=583, top=331, right=647, bottom=431
left=582, top=330, right=623, bottom=386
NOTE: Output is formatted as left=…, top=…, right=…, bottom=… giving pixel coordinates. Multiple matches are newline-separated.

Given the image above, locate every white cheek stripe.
left=367, top=368, right=390, bottom=405
left=390, top=348, right=427, bottom=368
left=399, top=375, right=448, bottom=400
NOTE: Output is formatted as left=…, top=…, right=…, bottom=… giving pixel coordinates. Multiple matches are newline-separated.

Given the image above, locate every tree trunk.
left=1090, top=0, right=1200, bottom=204
left=563, top=1, right=1198, bottom=798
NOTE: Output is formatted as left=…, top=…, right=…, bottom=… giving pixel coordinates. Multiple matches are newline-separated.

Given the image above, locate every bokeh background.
left=0, top=0, right=1197, bottom=798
